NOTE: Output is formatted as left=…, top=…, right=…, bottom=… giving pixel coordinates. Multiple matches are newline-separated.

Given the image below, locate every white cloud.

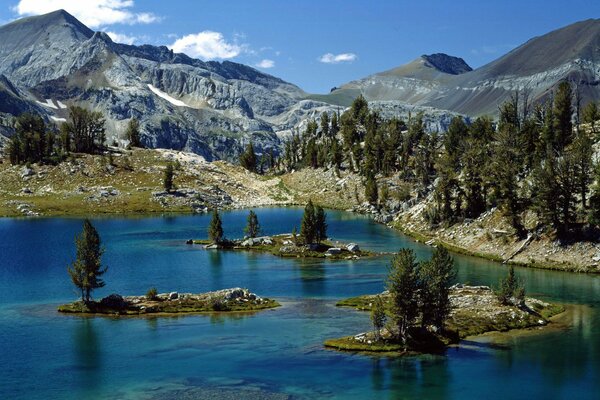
left=106, top=31, right=137, bottom=45
left=255, top=59, right=274, bottom=69
left=12, top=0, right=159, bottom=28
left=318, top=52, right=357, bottom=64
left=169, top=31, right=241, bottom=60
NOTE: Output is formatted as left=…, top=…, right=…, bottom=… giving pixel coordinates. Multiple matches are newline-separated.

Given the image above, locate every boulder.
left=100, top=294, right=127, bottom=309
left=347, top=243, right=360, bottom=252
left=326, top=247, right=342, bottom=255
left=307, top=243, right=319, bottom=251
left=20, top=167, right=34, bottom=178
left=168, top=292, right=178, bottom=300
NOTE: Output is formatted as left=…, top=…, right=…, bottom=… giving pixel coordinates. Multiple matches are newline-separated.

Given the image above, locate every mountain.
left=0, top=10, right=329, bottom=160
left=1, top=12, right=597, bottom=159
left=322, top=19, right=600, bottom=116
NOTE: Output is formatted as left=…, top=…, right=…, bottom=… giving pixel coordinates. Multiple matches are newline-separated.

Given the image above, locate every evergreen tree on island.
left=208, top=209, right=224, bottom=244
left=67, top=219, right=107, bottom=302
left=387, top=249, right=420, bottom=348
left=244, top=210, right=261, bottom=238
left=300, top=200, right=316, bottom=244
left=315, top=205, right=328, bottom=244
left=420, top=247, right=456, bottom=332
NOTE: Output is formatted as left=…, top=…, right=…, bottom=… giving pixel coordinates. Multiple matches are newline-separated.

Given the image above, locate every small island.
left=58, top=287, right=280, bottom=315
left=189, top=234, right=371, bottom=260
left=59, top=219, right=278, bottom=316
left=327, top=285, right=564, bottom=353
left=188, top=201, right=374, bottom=260
left=325, top=248, right=565, bottom=355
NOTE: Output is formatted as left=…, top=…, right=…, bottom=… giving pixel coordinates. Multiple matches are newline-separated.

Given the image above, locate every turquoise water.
left=0, top=208, right=598, bottom=399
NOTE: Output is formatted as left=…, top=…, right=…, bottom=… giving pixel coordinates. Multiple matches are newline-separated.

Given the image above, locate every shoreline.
left=2, top=203, right=595, bottom=274
left=0, top=145, right=594, bottom=273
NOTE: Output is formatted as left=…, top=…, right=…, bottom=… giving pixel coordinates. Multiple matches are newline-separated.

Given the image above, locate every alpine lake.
left=1, top=207, right=598, bottom=399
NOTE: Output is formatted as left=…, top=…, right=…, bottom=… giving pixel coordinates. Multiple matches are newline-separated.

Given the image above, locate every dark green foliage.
left=7, top=113, right=53, bottom=165
left=420, top=247, right=456, bottom=331
left=370, top=295, right=387, bottom=340
left=365, top=175, right=378, bottom=205
left=489, top=121, right=525, bottom=237
left=163, top=162, right=175, bottom=193
left=553, top=81, right=574, bottom=151
left=387, top=249, right=421, bottom=346
left=300, top=200, right=316, bottom=244
left=582, top=101, right=599, bottom=137
left=315, top=205, right=328, bottom=244
left=126, top=117, right=142, bottom=148
left=497, top=265, right=525, bottom=305
left=210, top=297, right=231, bottom=311
left=208, top=209, right=224, bottom=244
left=61, top=106, right=106, bottom=154
left=240, top=142, right=257, bottom=172
left=244, top=210, right=260, bottom=238
left=67, top=220, right=107, bottom=302
left=572, top=131, right=594, bottom=208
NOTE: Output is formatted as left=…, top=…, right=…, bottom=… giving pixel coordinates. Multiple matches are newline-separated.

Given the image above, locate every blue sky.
left=2, top=0, right=599, bottom=93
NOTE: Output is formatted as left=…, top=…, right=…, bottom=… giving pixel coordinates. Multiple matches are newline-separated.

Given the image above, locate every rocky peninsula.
left=58, top=288, right=279, bottom=316
left=325, top=284, right=565, bottom=354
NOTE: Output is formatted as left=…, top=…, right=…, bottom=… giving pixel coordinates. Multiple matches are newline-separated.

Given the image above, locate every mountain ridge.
left=0, top=10, right=597, bottom=159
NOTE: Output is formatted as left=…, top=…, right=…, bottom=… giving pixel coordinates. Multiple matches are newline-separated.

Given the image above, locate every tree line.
left=282, top=82, right=600, bottom=240
left=6, top=107, right=143, bottom=165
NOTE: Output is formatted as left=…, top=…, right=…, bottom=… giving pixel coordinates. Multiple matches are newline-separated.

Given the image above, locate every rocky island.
left=58, top=288, right=279, bottom=316
left=189, top=234, right=371, bottom=260
left=325, top=284, right=565, bottom=354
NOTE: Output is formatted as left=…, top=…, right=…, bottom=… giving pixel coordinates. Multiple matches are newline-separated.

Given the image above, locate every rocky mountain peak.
left=421, top=53, right=473, bottom=75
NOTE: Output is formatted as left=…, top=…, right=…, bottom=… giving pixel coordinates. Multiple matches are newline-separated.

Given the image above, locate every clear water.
left=0, top=208, right=598, bottom=399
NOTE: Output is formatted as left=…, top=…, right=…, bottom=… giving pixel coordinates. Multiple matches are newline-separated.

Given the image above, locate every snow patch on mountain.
left=147, top=84, right=190, bottom=108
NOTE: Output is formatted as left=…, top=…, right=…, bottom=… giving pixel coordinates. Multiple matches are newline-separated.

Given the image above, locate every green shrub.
left=210, top=297, right=231, bottom=311
left=146, top=287, right=158, bottom=300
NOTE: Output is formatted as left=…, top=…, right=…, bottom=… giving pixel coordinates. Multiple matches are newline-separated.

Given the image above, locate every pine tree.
left=125, top=117, right=142, bottom=148
left=371, top=295, right=387, bottom=340
left=315, top=205, right=328, bottom=244
left=365, top=174, right=378, bottom=205
left=320, top=112, right=330, bottom=137
left=490, top=124, right=525, bottom=238
left=387, top=249, right=420, bottom=347
left=240, top=142, right=257, bottom=172
left=582, top=101, right=599, bottom=137
left=244, top=210, right=260, bottom=238
left=300, top=200, right=316, bottom=244
left=420, top=247, right=456, bottom=331
left=7, top=113, right=50, bottom=165
left=163, top=162, right=175, bottom=193
left=532, top=152, right=560, bottom=231
left=329, top=138, right=343, bottom=170
left=553, top=81, right=574, bottom=151
left=572, top=131, right=594, bottom=208
left=67, top=220, right=107, bottom=302
left=62, top=106, right=106, bottom=154
left=497, top=265, right=525, bottom=305
left=208, top=209, right=224, bottom=244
